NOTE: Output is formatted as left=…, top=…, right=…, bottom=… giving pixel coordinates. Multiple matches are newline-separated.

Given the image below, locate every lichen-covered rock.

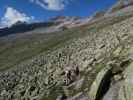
left=88, top=65, right=112, bottom=100
left=103, top=82, right=122, bottom=100
left=118, top=62, right=133, bottom=100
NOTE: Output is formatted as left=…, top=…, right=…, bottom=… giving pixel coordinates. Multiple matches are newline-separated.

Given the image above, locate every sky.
left=0, top=0, right=117, bottom=28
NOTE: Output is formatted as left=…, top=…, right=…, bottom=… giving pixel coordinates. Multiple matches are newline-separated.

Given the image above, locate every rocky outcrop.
left=89, top=65, right=112, bottom=100
left=118, top=62, right=133, bottom=100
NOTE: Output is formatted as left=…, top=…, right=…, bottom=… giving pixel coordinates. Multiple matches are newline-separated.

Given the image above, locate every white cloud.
left=30, top=0, right=70, bottom=11
left=0, top=7, right=34, bottom=27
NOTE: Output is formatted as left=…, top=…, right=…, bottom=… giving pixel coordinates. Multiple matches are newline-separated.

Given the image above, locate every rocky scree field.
left=0, top=4, right=133, bottom=100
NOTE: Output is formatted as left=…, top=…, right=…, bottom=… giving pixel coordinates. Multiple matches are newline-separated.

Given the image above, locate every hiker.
left=65, top=70, right=72, bottom=85
left=64, top=66, right=80, bottom=85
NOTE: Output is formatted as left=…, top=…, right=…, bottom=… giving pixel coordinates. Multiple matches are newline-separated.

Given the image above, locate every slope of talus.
left=0, top=11, right=133, bottom=100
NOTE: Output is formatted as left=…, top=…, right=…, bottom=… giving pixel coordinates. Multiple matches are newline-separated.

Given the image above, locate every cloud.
left=0, top=7, right=34, bottom=27
left=30, top=0, right=70, bottom=11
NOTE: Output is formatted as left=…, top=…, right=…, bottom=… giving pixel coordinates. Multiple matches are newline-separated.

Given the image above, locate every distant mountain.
left=1, top=0, right=133, bottom=38
left=92, top=10, right=106, bottom=19
left=0, top=16, right=82, bottom=37
left=0, top=21, right=56, bottom=37
left=50, top=16, right=80, bottom=23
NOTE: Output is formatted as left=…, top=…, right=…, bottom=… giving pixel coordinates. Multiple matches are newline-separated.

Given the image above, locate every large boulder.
left=118, top=62, right=133, bottom=100
left=88, top=65, right=112, bottom=100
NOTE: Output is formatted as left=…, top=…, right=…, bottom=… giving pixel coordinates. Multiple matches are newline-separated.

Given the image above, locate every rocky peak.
left=11, top=21, right=27, bottom=27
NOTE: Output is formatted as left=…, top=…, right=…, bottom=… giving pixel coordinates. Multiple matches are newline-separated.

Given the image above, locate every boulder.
left=118, top=62, right=133, bottom=100
left=88, top=65, right=112, bottom=100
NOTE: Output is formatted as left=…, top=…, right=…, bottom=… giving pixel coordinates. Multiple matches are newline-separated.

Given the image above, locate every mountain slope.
left=0, top=2, right=133, bottom=100
left=0, top=21, right=56, bottom=37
